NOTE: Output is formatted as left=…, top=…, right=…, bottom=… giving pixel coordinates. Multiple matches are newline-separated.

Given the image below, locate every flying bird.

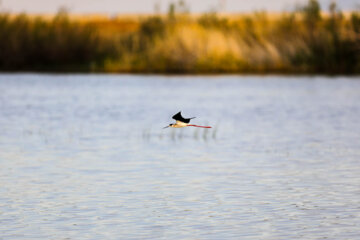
left=163, top=111, right=212, bottom=129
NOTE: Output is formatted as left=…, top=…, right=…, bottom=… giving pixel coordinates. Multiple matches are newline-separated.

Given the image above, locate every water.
left=0, top=74, right=360, bottom=239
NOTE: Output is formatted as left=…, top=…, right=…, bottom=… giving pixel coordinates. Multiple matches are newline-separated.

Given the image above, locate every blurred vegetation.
left=0, top=0, right=359, bottom=74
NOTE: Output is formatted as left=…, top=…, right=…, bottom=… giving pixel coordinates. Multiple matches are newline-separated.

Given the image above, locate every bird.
left=163, top=111, right=212, bottom=129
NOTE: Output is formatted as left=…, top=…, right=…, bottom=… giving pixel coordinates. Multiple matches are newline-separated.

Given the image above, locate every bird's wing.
left=172, top=111, right=195, bottom=123
left=172, top=112, right=186, bottom=122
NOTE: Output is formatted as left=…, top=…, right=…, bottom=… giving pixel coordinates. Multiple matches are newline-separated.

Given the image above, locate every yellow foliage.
left=1, top=1, right=359, bottom=73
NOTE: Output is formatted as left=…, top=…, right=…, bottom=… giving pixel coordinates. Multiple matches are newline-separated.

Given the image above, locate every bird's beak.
left=163, top=126, right=169, bottom=129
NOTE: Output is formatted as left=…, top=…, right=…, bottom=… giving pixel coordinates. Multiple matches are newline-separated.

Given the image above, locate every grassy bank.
left=0, top=0, right=359, bottom=74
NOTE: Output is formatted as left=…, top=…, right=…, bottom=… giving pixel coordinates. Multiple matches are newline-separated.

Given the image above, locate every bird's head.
left=163, top=124, right=173, bottom=129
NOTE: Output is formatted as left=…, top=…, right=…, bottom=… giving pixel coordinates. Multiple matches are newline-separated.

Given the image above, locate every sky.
left=1, top=0, right=359, bottom=14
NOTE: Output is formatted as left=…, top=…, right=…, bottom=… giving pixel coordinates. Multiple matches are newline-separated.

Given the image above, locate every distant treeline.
left=0, top=0, right=359, bottom=74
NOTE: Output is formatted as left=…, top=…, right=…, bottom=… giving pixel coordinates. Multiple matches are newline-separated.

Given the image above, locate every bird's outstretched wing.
left=172, top=112, right=184, bottom=121
left=172, top=111, right=195, bottom=123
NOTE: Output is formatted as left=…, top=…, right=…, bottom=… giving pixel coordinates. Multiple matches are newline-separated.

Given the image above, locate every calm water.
left=0, top=74, right=360, bottom=239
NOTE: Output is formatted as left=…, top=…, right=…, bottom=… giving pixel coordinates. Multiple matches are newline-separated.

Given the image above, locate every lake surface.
left=0, top=74, right=360, bottom=239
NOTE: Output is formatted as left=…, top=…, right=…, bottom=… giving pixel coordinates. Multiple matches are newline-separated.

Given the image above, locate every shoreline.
left=1, top=71, right=359, bottom=77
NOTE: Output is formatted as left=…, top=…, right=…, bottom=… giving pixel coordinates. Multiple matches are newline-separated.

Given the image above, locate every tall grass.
left=0, top=9, right=107, bottom=71
left=0, top=0, right=359, bottom=74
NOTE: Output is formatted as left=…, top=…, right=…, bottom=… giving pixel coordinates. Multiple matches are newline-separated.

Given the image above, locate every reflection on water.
left=142, top=126, right=217, bottom=142
left=0, top=74, right=360, bottom=239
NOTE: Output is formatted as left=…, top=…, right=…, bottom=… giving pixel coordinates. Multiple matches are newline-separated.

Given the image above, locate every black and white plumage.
left=172, top=111, right=195, bottom=124
left=163, top=111, right=211, bottom=129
